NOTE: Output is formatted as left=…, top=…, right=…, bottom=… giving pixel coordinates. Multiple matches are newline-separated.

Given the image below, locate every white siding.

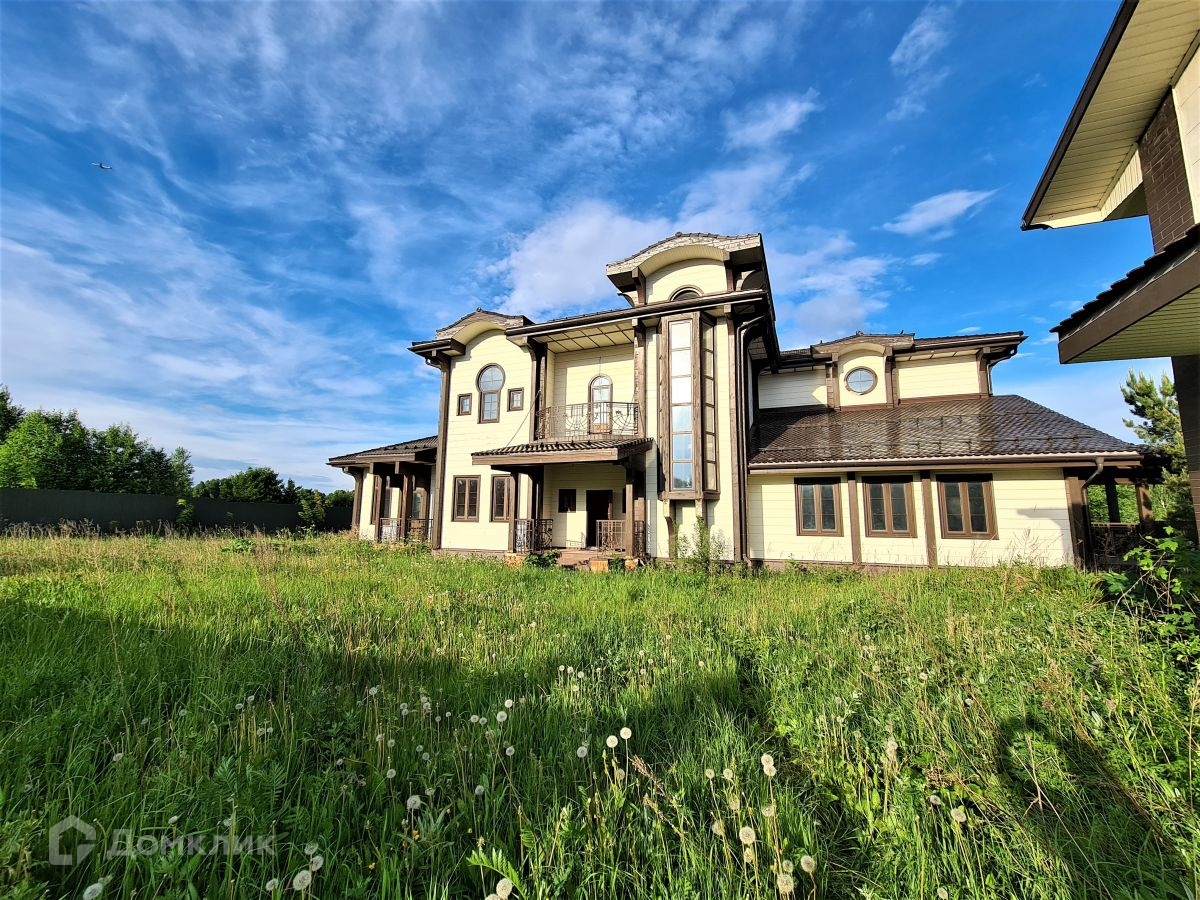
left=758, top=368, right=827, bottom=409
left=837, top=349, right=887, bottom=407
left=645, top=259, right=727, bottom=303
left=895, top=355, right=980, bottom=400
left=934, top=468, right=1073, bottom=567
left=551, top=344, right=635, bottom=408
left=1173, top=48, right=1200, bottom=225
left=747, top=475, right=854, bottom=563
left=440, top=329, right=534, bottom=552
left=542, top=463, right=628, bottom=549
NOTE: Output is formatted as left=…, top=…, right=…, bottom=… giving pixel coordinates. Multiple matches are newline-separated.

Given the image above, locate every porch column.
left=399, top=470, right=412, bottom=539
left=624, top=463, right=635, bottom=556
left=349, top=468, right=364, bottom=535
left=1173, top=355, right=1200, bottom=538
left=1136, top=482, right=1154, bottom=525
left=1104, top=482, right=1121, bottom=523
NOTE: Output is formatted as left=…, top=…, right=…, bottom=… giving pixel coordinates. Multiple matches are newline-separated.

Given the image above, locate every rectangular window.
left=795, top=478, right=840, bottom=535
left=452, top=476, right=479, bottom=521
left=507, top=388, right=524, bottom=411
left=938, top=475, right=996, bottom=539
left=558, top=488, right=576, bottom=513
left=863, top=477, right=915, bottom=537
left=479, top=391, right=500, bottom=423
left=667, top=317, right=695, bottom=491
left=490, top=475, right=513, bottom=522
left=456, top=394, right=471, bottom=416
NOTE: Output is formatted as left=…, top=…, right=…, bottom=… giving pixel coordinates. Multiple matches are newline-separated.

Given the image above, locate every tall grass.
left=0, top=534, right=1196, bottom=899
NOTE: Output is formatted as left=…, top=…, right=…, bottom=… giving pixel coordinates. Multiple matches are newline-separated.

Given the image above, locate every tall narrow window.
left=477, top=365, right=504, bottom=423
left=491, top=475, right=513, bottom=522
left=863, top=477, right=914, bottom=537
left=938, top=475, right=996, bottom=539
left=668, top=318, right=695, bottom=491
left=589, top=375, right=612, bottom=434
left=795, top=478, right=840, bottom=535
left=452, top=476, right=480, bottom=521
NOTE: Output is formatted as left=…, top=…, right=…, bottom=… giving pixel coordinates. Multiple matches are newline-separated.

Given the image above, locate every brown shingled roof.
left=328, top=435, right=438, bottom=466
left=749, top=395, right=1140, bottom=468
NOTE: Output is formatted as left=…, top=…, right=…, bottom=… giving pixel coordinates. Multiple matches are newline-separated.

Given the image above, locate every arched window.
left=670, top=287, right=700, bottom=302
left=589, top=374, right=612, bottom=434
left=477, top=365, right=505, bottom=422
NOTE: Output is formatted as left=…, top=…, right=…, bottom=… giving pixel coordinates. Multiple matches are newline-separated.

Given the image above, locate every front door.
left=585, top=489, right=613, bottom=548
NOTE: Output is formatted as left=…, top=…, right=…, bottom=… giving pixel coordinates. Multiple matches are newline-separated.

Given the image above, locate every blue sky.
left=0, top=0, right=1170, bottom=491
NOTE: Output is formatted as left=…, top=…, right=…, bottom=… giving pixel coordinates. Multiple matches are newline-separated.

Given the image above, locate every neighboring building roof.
left=749, top=395, right=1141, bottom=468
left=328, top=435, right=438, bottom=467
left=1022, top=0, right=1200, bottom=229
left=1052, top=223, right=1200, bottom=363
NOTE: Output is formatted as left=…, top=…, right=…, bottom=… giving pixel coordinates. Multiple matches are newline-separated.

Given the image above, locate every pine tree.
left=1121, top=370, right=1194, bottom=537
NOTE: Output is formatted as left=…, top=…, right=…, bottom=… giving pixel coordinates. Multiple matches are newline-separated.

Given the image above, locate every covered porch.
left=327, top=436, right=437, bottom=543
left=474, top=435, right=652, bottom=559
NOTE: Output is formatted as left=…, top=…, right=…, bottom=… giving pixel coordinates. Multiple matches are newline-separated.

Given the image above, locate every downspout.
left=733, top=315, right=767, bottom=563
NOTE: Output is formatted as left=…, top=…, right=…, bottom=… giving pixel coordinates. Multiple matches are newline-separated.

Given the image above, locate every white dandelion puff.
left=711, top=820, right=725, bottom=836
left=496, top=711, right=507, bottom=723
left=504, top=699, right=514, bottom=709
left=722, top=768, right=733, bottom=781
left=304, top=842, right=318, bottom=856
left=705, top=768, right=715, bottom=779
left=111, top=752, right=124, bottom=763
left=291, top=869, right=312, bottom=891
left=743, top=847, right=755, bottom=863
left=738, top=826, right=756, bottom=845
left=606, top=735, right=618, bottom=749
left=406, top=795, right=422, bottom=811
left=505, top=745, right=515, bottom=757
left=368, top=686, right=379, bottom=696
left=761, top=804, right=776, bottom=818
left=309, top=855, right=323, bottom=872
left=760, top=753, right=774, bottom=769
left=763, top=763, right=777, bottom=778
left=800, top=855, right=816, bottom=874
left=386, top=768, right=396, bottom=779
left=83, top=883, right=104, bottom=900
left=576, top=745, right=588, bottom=759
left=951, top=807, right=967, bottom=824
left=619, top=727, right=632, bottom=740
left=470, top=715, right=480, bottom=724
left=496, top=878, right=514, bottom=899
left=929, top=794, right=942, bottom=807
left=937, top=889, right=949, bottom=900
left=777, top=872, right=795, bottom=894
left=782, top=859, right=794, bottom=873
left=475, top=785, right=486, bottom=796
left=266, top=877, right=280, bottom=890
left=387, top=738, right=395, bottom=748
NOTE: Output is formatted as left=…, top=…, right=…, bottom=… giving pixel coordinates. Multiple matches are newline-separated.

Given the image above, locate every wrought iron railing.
left=596, top=519, right=648, bottom=557
left=1090, top=522, right=1146, bottom=566
left=407, top=518, right=432, bottom=543
left=514, top=518, right=554, bottom=553
left=535, top=402, right=640, bottom=442
left=379, top=517, right=401, bottom=543
left=379, top=517, right=431, bottom=543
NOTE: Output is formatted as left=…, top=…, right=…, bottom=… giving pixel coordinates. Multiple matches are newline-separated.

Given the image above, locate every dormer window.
left=477, top=365, right=505, bottom=423
left=670, top=287, right=701, bottom=302
left=844, top=367, right=877, bottom=395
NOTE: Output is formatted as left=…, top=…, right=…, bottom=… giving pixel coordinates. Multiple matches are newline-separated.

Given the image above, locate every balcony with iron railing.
left=535, top=401, right=640, bottom=442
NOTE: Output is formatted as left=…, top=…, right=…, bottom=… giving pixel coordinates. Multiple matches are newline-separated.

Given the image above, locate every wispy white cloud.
left=956, top=325, right=982, bottom=334
left=723, top=90, right=822, bottom=150
left=909, top=252, right=942, bottom=266
left=887, top=4, right=954, bottom=121
left=883, top=189, right=995, bottom=238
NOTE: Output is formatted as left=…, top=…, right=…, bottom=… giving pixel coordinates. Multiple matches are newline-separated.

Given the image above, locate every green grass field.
left=1, top=534, right=1197, bottom=899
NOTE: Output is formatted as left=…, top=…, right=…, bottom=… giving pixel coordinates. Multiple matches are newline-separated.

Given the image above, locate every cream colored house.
left=330, top=232, right=1155, bottom=568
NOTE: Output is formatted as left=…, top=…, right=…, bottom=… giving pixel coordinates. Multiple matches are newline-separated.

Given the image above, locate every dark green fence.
left=0, top=488, right=352, bottom=533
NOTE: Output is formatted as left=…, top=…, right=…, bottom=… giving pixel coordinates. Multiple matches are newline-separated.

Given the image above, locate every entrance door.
left=585, top=489, right=613, bottom=548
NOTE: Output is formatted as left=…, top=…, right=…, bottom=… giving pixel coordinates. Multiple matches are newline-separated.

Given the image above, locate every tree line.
left=0, top=387, right=351, bottom=507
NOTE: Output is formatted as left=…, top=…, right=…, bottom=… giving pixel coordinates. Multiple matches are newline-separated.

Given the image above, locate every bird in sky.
left=91, top=162, right=112, bottom=170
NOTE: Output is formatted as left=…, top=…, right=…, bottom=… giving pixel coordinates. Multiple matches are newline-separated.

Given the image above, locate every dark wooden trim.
left=432, top=360, right=451, bottom=549
left=473, top=442, right=651, bottom=467
left=847, top=472, right=862, bottom=564
left=976, top=350, right=990, bottom=395
left=370, top=472, right=383, bottom=529
left=633, top=323, right=647, bottom=438
left=921, top=471, right=938, bottom=567
left=451, top=474, right=481, bottom=522
left=490, top=474, right=514, bottom=522
left=861, top=475, right=917, bottom=538
left=728, top=320, right=745, bottom=560
left=934, top=474, right=999, bottom=540
left=1058, top=251, right=1200, bottom=363
left=349, top=469, right=364, bottom=533
left=1136, top=482, right=1153, bottom=523
left=749, top=453, right=1144, bottom=473
left=793, top=476, right=843, bottom=536
left=456, top=393, right=472, bottom=416
left=624, top=464, right=635, bottom=557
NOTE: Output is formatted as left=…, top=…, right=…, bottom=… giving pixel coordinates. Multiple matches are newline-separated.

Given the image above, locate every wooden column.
left=1065, top=474, right=1091, bottom=568
left=1172, top=355, right=1200, bottom=538
left=349, top=469, right=364, bottom=535
left=1104, top=482, right=1121, bottom=523
left=920, top=471, right=938, bottom=568
left=1136, top=482, right=1154, bottom=524
left=624, top=463, right=635, bottom=556
left=399, top=470, right=412, bottom=539
left=847, top=472, right=862, bottom=565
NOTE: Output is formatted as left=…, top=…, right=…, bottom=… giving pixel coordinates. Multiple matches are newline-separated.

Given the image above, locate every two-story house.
left=1022, top=0, right=1199, bottom=536
left=330, top=231, right=1154, bottom=568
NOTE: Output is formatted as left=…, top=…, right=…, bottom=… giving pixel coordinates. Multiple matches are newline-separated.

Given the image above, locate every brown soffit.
left=1021, top=0, right=1139, bottom=230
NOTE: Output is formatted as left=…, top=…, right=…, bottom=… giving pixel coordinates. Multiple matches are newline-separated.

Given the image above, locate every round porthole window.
left=844, top=367, right=877, bottom=395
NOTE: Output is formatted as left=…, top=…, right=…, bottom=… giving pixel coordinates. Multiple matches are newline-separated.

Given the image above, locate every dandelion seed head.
left=576, top=745, right=588, bottom=759
left=266, top=877, right=279, bottom=890
left=705, top=768, right=715, bottom=779
left=761, top=804, right=776, bottom=818
left=619, top=727, right=632, bottom=740
left=415, top=745, right=423, bottom=753
left=309, top=855, right=323, bottom=872
left=711, top=820, right=725, bottom=836
left=763, top=763, right=776, bottom=778
left=801, top=854, right=816, bottom=874
left=470, top=715, right=480, bottom=724
left=475, top=785, right=486, bottom=796
left=929, top=794, right=942, bottom=806
left=951, top=807, right=967, bottom=824
left=496, top=878, right=514, bottom=899
left=743, top=847, right=755, bottom=863
left=937, top=889, right=949, bottom=900
left=406, top=795, right=422, bottom=811
left=782, top=859, right=794, bottom=873
left=304, top=842, right=318, bottom=856
left=722, top=768, right=733, bottom=781
left=606, top=735, right=618, bottom=749
left=83, top=883, right=104, bottom=900
left=496, top=711, right=507, bottom=723
left=777, top=872, right=795, bottom=894
left=386, top=768, right=396, bottom=779
left=387, top=739, right=395, bottom=748
left=368, top=686, right=379, bottom=697
left=760, top=753, right=774, bottom=769
left=111, top=752, right=124, bottom=763
left=738, top=826, right=756, bottom=845
left=504, top=699, right=514, bottom=709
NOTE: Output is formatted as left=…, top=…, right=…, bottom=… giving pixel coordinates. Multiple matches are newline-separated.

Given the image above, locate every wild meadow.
left=0, top=534, right=1197, bottom=899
